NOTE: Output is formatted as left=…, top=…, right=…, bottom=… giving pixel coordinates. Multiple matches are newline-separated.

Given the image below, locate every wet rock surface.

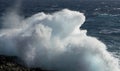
left=0, top=55, right=47, bottom=71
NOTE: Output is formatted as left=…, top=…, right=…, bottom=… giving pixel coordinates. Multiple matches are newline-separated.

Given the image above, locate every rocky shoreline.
left=0, top=55, right=48, bottom=71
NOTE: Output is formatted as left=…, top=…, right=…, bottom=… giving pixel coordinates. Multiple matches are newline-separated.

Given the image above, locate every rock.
left=0, top=55, right=48, bottom=71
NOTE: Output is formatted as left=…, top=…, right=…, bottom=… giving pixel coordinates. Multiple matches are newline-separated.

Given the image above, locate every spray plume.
left=0, top=8, right=119, bottom=71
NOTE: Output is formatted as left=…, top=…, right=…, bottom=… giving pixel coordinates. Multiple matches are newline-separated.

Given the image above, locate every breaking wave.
left=0, top=9, right=120, bottom=71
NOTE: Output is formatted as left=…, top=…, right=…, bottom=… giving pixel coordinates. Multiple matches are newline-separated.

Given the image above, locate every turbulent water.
left=0, top=0, right=120, bottom=71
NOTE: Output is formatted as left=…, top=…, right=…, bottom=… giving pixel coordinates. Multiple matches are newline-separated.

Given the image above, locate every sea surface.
left=0, top=0, right=120, bottom=67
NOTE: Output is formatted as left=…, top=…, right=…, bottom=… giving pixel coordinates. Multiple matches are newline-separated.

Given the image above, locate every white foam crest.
left=0, top=9, right=119, bottom=71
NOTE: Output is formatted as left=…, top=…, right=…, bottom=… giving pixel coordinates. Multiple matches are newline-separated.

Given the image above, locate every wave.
left=0, top=9, right=120, bottom=71
left=99, top=29, right=120, bottom=35
left=98, top=13, right=120, bottom=17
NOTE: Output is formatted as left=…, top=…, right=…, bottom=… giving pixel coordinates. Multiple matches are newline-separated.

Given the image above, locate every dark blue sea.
left=0, top=0, right=120, bottom=71
left=1, top=0, right=119, bottom=56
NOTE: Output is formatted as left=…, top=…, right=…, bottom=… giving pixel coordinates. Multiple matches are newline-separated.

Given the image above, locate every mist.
left=0, top=1, right=120, bottom=71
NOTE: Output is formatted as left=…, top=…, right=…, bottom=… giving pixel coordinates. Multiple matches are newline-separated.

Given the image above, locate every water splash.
left=0, top=9, right=119, bottom=71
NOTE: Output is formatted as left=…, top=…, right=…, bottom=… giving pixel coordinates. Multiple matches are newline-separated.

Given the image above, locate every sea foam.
left=0, top=9, right=119, bottom=71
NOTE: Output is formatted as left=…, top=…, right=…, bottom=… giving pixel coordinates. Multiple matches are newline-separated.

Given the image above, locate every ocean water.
left=3, top=0, right=119, bottom=59
left=1, top=0, right=120, bottom=50
left=0, top=0, right=120, bottom=71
